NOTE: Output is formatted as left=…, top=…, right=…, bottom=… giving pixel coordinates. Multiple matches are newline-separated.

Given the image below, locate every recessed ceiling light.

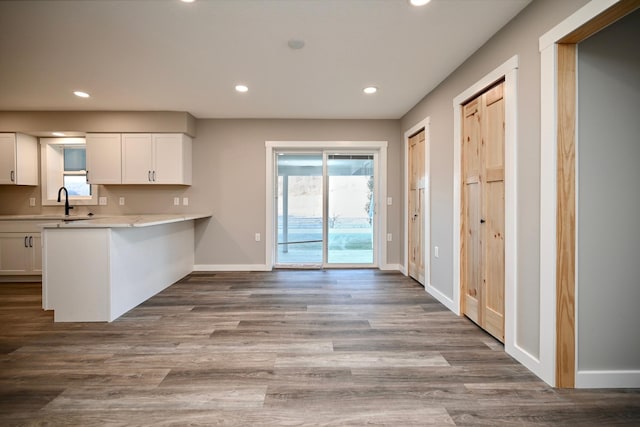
left=73, top=91, right=90, bottom=98
left=52, top=132, right=66, bottom=137
left=410, top=0, right=432, bottom=6
left=235, top=85, right=249, bottom=93
left=180, top=0, right=196, bottom=3
left=363, top=86, right=378, bottom=94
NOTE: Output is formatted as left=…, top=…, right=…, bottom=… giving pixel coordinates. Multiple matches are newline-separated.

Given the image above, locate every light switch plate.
left=29, top=197, right=36, bottom=207
left=387, top=233, right=392, bottom=242
left=119, top=197, right=125, bottom=206
left=255, top=233, right=261, bottom=242
left=387, top=197, right=392, bottom=205
left=99, top=197, right=108, bottom=206
left=182, top=197, right=189, bottom=206
left=434, top=246, right=439, bottom=258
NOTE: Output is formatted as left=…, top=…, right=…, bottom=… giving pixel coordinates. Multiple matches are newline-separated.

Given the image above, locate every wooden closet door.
left=461, top=81, right=505, bottom=342
left=408, top=129, right=425, bottom=284
left=462, top=98, right=482, bottom=325
left=482, top=83, right=505, bottom=341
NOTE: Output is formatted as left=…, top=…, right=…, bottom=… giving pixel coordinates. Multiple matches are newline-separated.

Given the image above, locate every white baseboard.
left=506, top=343, right=549, bottom=385
left=194, top=264, right=406, bottom=273
left=380, top=263, right=403, bottom=272
left=193, top=264, right=270, bottom=272
left=425, top=282, right=458, bottom=314
left=576, top=370, right=640, bottom=388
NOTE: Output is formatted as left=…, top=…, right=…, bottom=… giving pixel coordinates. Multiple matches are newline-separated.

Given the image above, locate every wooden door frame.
left=539, top=0, right=640, bottom=388
left=452, top=55, right=522, bottom=367
left=403, top=118, right=430, bottom=289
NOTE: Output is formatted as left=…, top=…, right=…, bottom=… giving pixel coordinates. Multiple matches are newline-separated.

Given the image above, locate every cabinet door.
left=0, top=134, right=17, bottom=184
left=29, top=234, right=42, bottom=274
left=153, top=134, right=184, bottom=184
left=122, top=134, right=153, bottom=184
left=15, top=133, right=38, bottom=185
left=0, top=133, right=38, bottom=186
left=86, top=134, right=122, bottom=184
left=0, top=233, right=30, bottom=274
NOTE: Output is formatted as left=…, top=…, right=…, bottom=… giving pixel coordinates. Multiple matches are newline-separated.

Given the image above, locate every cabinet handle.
left=29, top=236, right=33, bottom=247
left=10, top=170, right=15, bottom=182
left=152, top=170, right=156, bottom=182
left=86, top=170, right=90, bottom=183
left=148, top=170, right=152, bottom=182
left=24, top=236, right=29, bottom=248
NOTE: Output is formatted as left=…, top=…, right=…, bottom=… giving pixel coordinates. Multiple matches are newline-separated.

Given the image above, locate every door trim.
left=403, top=118, right=431, bottom=289
left=265, top=141, right=388, bottom=270
left=452, top=55, right=522, bottom=367
left=539, top=0, right=640, bottom=388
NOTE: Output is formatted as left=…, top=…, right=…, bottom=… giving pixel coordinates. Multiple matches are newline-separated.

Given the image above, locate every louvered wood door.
left=408, top=129, right=425, bottom=284
left=461, top=81, right=505, bottom=342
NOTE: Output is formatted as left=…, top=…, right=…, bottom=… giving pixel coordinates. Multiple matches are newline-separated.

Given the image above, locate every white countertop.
left=0, top=214, right=99, bottom=221
left=38, top=213, right=211, bottom=229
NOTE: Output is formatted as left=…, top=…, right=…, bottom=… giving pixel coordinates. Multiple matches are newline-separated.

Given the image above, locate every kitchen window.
left=40, top=137, right=98, bottom=206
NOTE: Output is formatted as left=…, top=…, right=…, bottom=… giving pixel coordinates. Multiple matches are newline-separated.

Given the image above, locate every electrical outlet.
left=255, top=233, right=261, bottom=242
left=99, top=197, right=108, bottom=206
left=182, top=197, right=189, bottom=206
left=434, top=246, right=439, bottom=258
left=387, top=233, right=392, bottom=242
left=29, top=197, right=36, bottom=207
left=173, top=197, right=180, bottom=206
left=119, top=197, right=125, bottom=206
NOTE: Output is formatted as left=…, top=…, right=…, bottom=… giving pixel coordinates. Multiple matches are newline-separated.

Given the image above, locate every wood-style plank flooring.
left=1, top=270, right=639, bottom=426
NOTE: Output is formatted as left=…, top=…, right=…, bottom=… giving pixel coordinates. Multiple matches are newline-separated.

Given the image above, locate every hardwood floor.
left=1, top=270, right=638, bottom=426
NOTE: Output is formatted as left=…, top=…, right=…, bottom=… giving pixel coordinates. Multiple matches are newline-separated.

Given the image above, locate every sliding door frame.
left=265, top=141, right=388, bottom=270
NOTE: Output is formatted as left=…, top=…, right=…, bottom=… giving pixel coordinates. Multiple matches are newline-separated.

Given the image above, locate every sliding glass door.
left=275, top=151, right=376, bottom=267
left=327, top=154, right=374, bottom=264
left=276, top=153, right=323, bottom=266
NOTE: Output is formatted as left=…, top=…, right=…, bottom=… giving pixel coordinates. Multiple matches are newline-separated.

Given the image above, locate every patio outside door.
left=275, top=152, right=376, bottom=267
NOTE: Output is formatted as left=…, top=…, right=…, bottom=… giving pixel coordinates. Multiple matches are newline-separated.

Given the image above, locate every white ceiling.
left=0, top=0, right=531, bottom=119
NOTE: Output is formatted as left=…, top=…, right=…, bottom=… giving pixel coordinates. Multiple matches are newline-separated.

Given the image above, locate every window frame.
left=40, top=137, right=99, bottom=206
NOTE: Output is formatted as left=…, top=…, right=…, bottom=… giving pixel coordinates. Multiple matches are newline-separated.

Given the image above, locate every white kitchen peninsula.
left=42, top=214, right=210, bottom=322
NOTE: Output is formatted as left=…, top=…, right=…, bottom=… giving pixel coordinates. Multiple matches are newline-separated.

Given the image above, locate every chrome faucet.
left=57, top=186, right=74, bottom=216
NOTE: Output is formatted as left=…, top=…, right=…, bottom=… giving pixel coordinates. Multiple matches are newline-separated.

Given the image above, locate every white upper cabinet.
left=86, top=134, right=122, bottom=184
left=0, top=133, right=38, bottom=185
left=122, top=133, right=192, bottom=185
left=153, top=134, right=191, bottom=184
left=122, top=133, right=153, bottom=184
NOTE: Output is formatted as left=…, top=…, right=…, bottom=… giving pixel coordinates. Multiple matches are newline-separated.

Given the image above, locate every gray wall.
left=400, top=0, right=589, bottom=358
left=577, top=9, right=640, bottom=371
left=0, top=111, right=196, bottom=136
left=191, top=119, right=402, bottom=266
left=0, top=117, right=401, bottom=267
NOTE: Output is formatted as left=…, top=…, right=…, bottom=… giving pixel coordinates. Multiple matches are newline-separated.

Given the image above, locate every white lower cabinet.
left=0, top=232, right=41, bottom=275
